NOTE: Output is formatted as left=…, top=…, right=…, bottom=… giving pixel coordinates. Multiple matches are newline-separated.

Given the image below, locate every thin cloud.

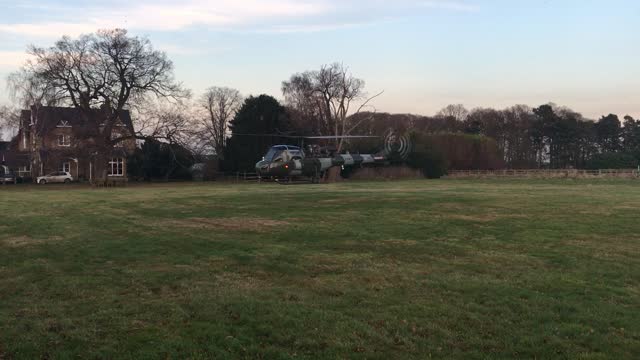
left=155, top=43, right=231, bottom=56
left=420, top=0, right=479, bottom=12
left=0, top=0, right=478, bottom=38
left=255, top=21, right=378, bottom=34
left=0, top=51, right=33, bottom=68
left=0, top=23, right=100, bottom=38
left=0, top=0, right=329, bottom=37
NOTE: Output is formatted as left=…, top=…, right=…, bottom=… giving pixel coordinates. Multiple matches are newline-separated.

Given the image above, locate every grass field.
left=1, top=180, right=639, bottom=359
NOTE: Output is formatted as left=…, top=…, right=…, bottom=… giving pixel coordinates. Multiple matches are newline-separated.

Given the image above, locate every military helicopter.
left=251, top=133, right=411, bottom=184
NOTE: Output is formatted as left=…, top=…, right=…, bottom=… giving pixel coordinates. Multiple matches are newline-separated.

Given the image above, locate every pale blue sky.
left=0, top=0, right=638, bottom=119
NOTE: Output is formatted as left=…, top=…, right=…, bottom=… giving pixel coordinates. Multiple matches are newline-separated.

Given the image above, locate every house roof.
left=0, top=150, right=29, bottom=168
left=26, top=106, right=134, bottom=136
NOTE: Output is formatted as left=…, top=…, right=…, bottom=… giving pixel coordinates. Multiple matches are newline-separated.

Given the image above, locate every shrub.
left=406, top=133, right=447, bottom=178
left=586, top=152, right=638, bottom=169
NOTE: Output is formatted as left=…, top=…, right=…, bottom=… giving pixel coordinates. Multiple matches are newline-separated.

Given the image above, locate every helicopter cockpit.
left=256, top=145, right=306, bottom=175
left=263, top=145, right=305, bottom=163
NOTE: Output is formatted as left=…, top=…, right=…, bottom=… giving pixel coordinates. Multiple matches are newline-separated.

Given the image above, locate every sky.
left=0, top=0, right=639, bottom=124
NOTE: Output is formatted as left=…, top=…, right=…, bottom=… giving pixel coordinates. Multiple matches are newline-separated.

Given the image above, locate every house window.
left=57, top=134, right=71, bottom=147
left=108, top=158, right=124, bottom=177
left=59, top=162, right=71, bottom=173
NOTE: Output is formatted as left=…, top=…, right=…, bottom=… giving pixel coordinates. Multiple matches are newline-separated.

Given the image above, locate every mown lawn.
left=0, top=179, right=639, bottom=359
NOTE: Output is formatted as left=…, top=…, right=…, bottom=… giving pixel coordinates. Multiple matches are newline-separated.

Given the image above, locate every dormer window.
left=57, top=134, right=71, bottom=147
left=56, top=120, right=72, bottom=128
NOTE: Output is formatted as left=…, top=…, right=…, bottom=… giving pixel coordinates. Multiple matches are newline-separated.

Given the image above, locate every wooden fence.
left=206, top=172, right=262, bottom=182
left=446, top=169, right=640, bottom=179
left=213, top=169, right=640, bottom=181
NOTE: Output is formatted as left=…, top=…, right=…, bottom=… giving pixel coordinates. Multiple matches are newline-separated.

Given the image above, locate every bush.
left=586, top=152, right=638, bottom=169
left=127, top=138, right=195, bottom=181
left=406, top=133, right=447, bottom=178
left=425, top=133, right=504, bottom=170
left=403, top=131, right=505, bottom=174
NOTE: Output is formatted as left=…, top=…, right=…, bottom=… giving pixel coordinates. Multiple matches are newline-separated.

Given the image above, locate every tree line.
left=348, top=103, right=640, bottom=170
left=2, top=28, right=638, bottom=180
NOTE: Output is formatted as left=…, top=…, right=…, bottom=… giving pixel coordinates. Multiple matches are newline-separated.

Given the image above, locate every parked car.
left=37, top=172, right=74, bottom=184
left=1, top=165, right=17, bottom=184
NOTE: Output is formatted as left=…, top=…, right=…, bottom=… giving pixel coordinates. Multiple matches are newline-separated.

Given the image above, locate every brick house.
left=2, top=106, right=136, bottom=182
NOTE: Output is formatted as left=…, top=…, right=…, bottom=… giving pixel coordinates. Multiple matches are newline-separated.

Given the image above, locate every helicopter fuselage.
left=255, top=145, right=382, bottom=181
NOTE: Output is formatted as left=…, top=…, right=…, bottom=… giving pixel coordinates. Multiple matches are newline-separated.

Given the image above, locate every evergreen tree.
left=595, top=114, right=622, bottom=153
left=222, top=95, right=294, bottom=172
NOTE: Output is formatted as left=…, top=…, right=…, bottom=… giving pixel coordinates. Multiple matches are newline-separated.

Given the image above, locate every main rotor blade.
left=231, top=133, right=381, bottom=139
left=303, top=136, right=381, bottom=139
left=231, top=133, right=303, bottom=139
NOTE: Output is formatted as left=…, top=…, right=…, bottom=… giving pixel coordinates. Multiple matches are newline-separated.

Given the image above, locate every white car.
left=37, top=171, right=74, bottom=184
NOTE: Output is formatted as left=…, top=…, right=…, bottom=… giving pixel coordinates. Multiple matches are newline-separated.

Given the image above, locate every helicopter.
left=251, top=133, right=411, bottom=183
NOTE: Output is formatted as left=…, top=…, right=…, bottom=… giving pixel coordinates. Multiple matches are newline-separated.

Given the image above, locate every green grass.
left=1, top=179, right=639, bottom=359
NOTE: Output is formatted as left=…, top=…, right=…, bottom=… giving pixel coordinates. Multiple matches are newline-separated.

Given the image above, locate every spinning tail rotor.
left=384, top=131, right=412, bottom=160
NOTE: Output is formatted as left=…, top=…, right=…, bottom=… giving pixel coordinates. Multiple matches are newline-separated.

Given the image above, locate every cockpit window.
left=264, top=148, right=279, bottom=162
left=264, top=146, right=302, bottom=162
left=265, top=149, right=284, bottom=162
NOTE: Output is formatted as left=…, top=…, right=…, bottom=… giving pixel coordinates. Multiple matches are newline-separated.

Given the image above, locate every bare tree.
left=9, top=28, right=187, bottom=183
left=282, top=63, right=383, bottom=152
left=437, top=104, right=469, bottom=122
left=198, top=87, right=242, bottom=157
left=6, top=69, right=62, bottom=109
left=6, top=68, right=63, bottom=139
left=134, top=101, right=199, bottom=179
left=0, top=106, right=21, bottom=140
left=134, top=99, right=197, bottom=148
